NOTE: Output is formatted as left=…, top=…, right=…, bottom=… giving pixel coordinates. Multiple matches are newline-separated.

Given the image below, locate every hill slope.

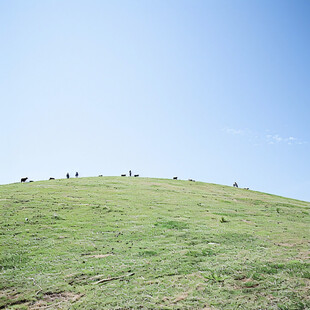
left=1, top=177, right=309, bottom=309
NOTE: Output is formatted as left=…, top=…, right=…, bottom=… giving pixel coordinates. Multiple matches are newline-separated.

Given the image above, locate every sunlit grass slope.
left=1, top=177, right=309, bottom=309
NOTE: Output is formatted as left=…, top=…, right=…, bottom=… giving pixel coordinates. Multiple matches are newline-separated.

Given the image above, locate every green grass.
left=0, top=177, right=309, bottom=309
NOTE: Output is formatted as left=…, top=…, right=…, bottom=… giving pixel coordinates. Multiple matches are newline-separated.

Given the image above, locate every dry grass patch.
left=173, top=291, right=189, bottom=303
left=29, top=292, right=83, bottom=309
left=85, top=254, right=113, bottom=258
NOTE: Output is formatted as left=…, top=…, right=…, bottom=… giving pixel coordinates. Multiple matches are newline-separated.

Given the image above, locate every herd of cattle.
left=20, top=173, right=249, bottom=189
left=20, top=173, right=182, bottom=182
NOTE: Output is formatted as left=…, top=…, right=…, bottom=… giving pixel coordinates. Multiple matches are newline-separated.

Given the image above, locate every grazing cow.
left=21, top=177, right=28, bottom=183
left=173, top=177, right=178, bottom=180
left=29, top=180, right=34, bottom=183
left=134, top=174, right=139, bottom=177
left=233, top=182, right=238, bottom=188
left=49, top=178, right=55, bottom=180
left=188, top=179, right=193, bottom=181
left=121, top=174, right=126, bottom=177
left=75, top=172, right=79, bottom=178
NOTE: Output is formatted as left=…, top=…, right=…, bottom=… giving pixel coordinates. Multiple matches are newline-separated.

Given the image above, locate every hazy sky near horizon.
left=1, top=0, right=310, bottom=201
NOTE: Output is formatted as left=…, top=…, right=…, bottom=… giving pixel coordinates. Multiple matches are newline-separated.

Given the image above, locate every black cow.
left=21, top=177, right=28, bottom=183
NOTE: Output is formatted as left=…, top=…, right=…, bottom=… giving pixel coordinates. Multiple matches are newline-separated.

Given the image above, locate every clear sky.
left=1, top=0, right=309, bottom=201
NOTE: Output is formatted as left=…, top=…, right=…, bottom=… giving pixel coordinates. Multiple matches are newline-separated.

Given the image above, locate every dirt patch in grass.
left=86, top=254, right=113, bottom=258
left=65, top=273, right=89, bottom=285
left=297, top=250, right=310, bottom=260
left=0, top=291, right=29, bottom=309
left=241, top=219, right=255, bottom=224
left=275, top=242, right=297, bottom=247
left=238, top=278, right=260, bottom=288
left=29, top=292, right=83, bottom=309
left=0, top=291, right=82, bottom=309
left=173, top=291, right=189, bottom=303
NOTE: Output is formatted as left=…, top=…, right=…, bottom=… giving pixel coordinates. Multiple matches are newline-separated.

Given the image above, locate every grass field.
left=0, top=177, right=309, bottom=309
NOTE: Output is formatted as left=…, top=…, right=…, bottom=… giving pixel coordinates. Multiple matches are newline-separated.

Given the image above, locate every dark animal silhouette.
left=173, top=177, right=178, bottom=180
left=134, top=174, right=139, bottom=177
left=21, top=177, right=28, bottom=183
left=49, top=178, right=55, bottom=180
left=121, top=174, right=126, bottom=177
left=99, top=175, right=103, bottom=177
left=29, top=180, right=34, bottom=183
left=233, top=182, right=238, bottom=188
left=129, top=170, right=132, bottom=177
left=66, top=173, right=70, bottom=179
left=75, top=172, right=79, bottom=178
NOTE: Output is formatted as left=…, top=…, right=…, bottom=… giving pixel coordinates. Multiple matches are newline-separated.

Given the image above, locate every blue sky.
left=1, top=0, right=309, bottom=201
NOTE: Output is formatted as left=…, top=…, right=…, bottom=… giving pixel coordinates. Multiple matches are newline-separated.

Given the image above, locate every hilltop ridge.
left=1, top=177, right=309, bottom=309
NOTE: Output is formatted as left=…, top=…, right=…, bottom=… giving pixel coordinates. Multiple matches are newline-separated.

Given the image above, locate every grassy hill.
left=0, top=177, right=309, bottom=309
